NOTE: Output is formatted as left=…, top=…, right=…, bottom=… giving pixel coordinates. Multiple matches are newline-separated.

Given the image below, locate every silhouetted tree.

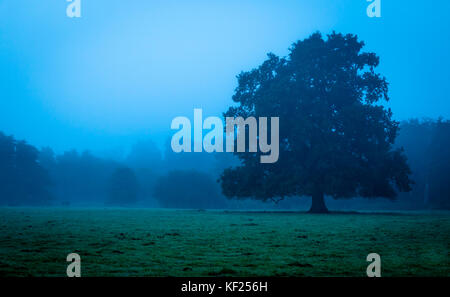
left=41, top=150, right=120, bottom=204
left=395, top=119, right=435, bottom=208
left=428, top=119, right=450, bottom=209
left=0, top=132, right=16, bottom=205
left=107, top=167, right=139, bottom=206
left=393, top=119, right=450, bottom=210
left=14, top=141, right=52, bottom=205
left=153, top=170, right=226, bottom=209
left=220, top=32, right=412, bottom=213
left=0, top=132, right=52, bottom=205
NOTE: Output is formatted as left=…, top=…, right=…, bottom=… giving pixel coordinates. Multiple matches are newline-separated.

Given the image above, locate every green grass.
left=0, top=208, right=448, bottom=277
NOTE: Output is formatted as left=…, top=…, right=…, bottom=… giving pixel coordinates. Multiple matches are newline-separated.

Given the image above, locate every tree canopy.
left=220, top=32, right=413, bottom=213
left=0, top=132, right=52, bottom=205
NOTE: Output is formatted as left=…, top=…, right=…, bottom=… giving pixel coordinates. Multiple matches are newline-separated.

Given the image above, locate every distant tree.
left=394, top=119, right=450, bottom=210
left=45, top=150, right=119, bottom=204
left=427, top=120, right=450, bottom=209
left=153, top=170, right=226, bottom=209
left=107, top=167, right=139, bottom=206
left=395, top=119, right=435, bottom=208
left=220, top=32, right=412, bottom=213
left=14, top=141, right=52, bottom=205
left=0, top=132, right=52, bottom=205
left=53, top=150, right=83, bottom=201
left=0, top=132, right=16, bottom=205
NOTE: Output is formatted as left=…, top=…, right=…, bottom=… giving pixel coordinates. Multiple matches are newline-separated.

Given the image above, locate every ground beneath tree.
left=0, top=208, right=448, bottom=276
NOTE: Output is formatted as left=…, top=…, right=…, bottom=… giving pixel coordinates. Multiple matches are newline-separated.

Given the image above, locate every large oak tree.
left=220, top=32, right=412, bottom=213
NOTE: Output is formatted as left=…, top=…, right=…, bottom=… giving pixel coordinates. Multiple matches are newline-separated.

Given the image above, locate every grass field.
left=0, top=208, right=448, bottom=277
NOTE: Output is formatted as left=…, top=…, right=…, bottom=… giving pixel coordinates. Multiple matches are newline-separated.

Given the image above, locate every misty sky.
left=1, top=0, right=449, bottom=155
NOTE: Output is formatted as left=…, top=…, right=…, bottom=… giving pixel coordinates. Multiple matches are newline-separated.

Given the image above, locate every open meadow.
left=0, top=208, right=448, bottom=277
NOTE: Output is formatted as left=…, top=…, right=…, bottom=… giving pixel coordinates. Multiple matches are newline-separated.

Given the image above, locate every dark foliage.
left=107, top=167, right=140, bottom=206
left=153, top=170, right=226, bottom=209
left=220, top=32, right=413, bottom=213
left=395, top=119, right=450, bottom=209
left=39, top=148, right=119, bottom=204
left=427, top=120, right=450, bottom=209
left=0, top=132, right=52, bottom=205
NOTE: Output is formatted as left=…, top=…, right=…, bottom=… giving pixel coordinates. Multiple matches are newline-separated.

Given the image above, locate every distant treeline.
left=394, top=119, right=450, bottom=209
left=0, top=134, right=232, bottom=208
left=0, top=118, right=449, bottom=210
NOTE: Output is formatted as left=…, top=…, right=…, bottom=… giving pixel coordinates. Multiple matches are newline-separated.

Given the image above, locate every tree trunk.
left=308, top=191, right=329, bottom=213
